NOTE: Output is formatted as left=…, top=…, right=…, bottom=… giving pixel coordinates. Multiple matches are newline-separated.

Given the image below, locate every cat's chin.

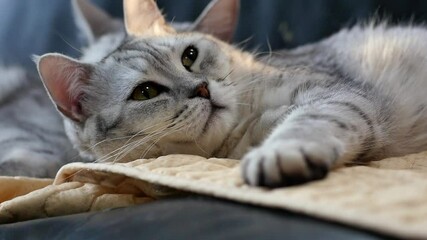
left=159, top=102, right=233, bottom=156
left=196, top=104, right=236, bottom=152
left=201, top=103, right=227, bottom=134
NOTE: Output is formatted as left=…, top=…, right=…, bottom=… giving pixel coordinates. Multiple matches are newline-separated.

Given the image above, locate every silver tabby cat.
left=0, top=0, right=222, bottom=177
left=35, top=0, right=427, bottom=188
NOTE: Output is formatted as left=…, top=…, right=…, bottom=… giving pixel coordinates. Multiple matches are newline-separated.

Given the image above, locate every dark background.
left=1, top=0, right=427, bottom=68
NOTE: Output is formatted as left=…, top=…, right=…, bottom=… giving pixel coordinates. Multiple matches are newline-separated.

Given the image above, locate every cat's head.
left=72, top=0, right=239, bottom=62
left=36, top=0, right=247, bottom=162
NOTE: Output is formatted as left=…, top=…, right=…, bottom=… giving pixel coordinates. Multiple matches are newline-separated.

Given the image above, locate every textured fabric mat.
left=1, top=153, right=427, bottom=239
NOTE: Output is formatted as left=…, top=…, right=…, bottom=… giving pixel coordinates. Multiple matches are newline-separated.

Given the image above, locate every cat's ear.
left=72, top=0, right=123, bottom=44
left=35, top=54, right=91, bottom=123
left=192, top=0, right=240, bottom=42
left=123, top=0, right=175, bottom=36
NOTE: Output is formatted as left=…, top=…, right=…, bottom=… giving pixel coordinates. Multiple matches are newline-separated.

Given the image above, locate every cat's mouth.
left=211, top=101, right=226, bottom=112
left=210, top=102, right=226, bottom=118
left=202, top=101, right=226, bottom=133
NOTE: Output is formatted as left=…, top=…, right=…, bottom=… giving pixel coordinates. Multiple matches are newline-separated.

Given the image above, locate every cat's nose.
left=190, top=82, right=210, bottom=99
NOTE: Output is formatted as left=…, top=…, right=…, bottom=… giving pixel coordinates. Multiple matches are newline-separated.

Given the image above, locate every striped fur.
left=37, top=1, right=427, bottom=187
left=0, top=66, right=76, bottom=177
left=0, top=0, right=229, bottom=177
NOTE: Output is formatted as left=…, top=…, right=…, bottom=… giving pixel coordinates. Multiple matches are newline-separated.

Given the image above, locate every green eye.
left=130, top=82, right=164, bottom=101
left=181, top=46, right=198, bottom=71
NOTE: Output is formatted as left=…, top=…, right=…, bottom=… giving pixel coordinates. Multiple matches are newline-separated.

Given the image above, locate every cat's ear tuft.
left=72, top=0, right=123, bottom=44
left=36, top=54, right=91, bottom=123
left=123, top=0, right=175, bottom=36
left=193, top=0, right=240, bottom=42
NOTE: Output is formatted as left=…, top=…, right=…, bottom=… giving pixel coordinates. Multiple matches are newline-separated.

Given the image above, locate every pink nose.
left=193, top=82, right=210, bottom=99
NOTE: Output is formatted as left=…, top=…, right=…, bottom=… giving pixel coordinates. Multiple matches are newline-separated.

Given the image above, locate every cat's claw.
left=242, top=140, right=340, bottom=188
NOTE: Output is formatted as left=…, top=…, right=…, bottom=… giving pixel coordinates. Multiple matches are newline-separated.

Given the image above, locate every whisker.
left=193, top=134, right=209, bottom=156
left=118, top=115, right=175, bottom=149
left=88, top=115, right=175, bottom=151
left=235, top=103, right=251, bottom=106
left=93, top=116, right=176, bottom=163
left=140, top=124, right=186, bottom=159
left=55, top=31, right=83, bottom=54
left=234, top=36, right=254, bottom=49
left=105, top=120, right=187, bottom=163
left=114, top=123, right=180, bottom=163
left=99, top=125, right=173, bottom=163
left=219, top=69, right=235, bottom=82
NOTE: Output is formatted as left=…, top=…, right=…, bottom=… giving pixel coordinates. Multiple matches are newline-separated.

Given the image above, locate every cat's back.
left=325, top=24, right=427, bottom=84
left=0, top=65, right=75, bottom=177
left=268, top=24, right=427, bottom=97
left=263, top=24, right=427, bottom=156
left=0, top=66, right=55, bottom=121
left=0, top=65, right=29, bottom=103
left=0, top=64, right=67, bottom=143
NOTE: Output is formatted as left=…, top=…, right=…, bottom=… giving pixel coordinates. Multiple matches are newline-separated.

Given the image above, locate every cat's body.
left=235, top=24, right=427, bottom=185
left=242, top=24, right=427, bottom=160
left=36, top=0, right=427, bottom=188
left=266, top=24, right=427, bottom=159
left=0, top=66, right=75, bottom=176
left=4, top=0, right=427, bottom=187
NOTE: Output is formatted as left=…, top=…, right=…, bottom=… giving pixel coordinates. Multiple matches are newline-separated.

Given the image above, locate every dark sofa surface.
left=0, top=197, right=386, bottom=240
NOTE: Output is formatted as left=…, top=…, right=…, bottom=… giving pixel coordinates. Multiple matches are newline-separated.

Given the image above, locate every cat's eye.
left=181, top=46, right=198, bottom=71
left=130, top=82, right=165, bottom=101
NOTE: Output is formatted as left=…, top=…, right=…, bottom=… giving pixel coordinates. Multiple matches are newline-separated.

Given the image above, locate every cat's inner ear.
left=72, top=0, right=123, bottom=44
left=36, top=54, right=91, bottom=123
left=193, top=0, right=240, bottom=42
left=123, top=0, right=175, bottom=36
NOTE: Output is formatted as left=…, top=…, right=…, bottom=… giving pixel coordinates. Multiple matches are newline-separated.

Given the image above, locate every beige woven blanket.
left=1, top=153, right=427, bottom=239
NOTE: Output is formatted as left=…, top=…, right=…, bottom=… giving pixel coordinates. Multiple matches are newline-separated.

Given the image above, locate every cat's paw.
left=241, top=140, right=340, bottom=187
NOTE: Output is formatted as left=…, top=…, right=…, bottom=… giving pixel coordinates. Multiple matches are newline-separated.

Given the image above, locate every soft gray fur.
left=0, top=0, right=228, bottom=178
left=0, top=66, right=75, bottom=177
left=0, top=0, right=125, bottom=177
left=36, top=0, right=427, bottom=188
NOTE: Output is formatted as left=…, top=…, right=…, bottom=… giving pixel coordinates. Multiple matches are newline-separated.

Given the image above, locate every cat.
left=0, top=0, right=228, bottom=177
left=35, top=0, right=427, bottom=188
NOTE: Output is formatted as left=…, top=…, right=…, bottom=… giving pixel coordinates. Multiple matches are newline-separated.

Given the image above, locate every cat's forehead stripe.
left=106, top=39, right=170, bottom=62
left=102, top=39, right=180, bottom=80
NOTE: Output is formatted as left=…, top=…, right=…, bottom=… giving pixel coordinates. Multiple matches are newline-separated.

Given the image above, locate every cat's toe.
left=242, top=140, right=339, bottom=188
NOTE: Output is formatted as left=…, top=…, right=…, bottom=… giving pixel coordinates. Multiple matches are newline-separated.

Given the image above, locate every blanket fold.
left=1, top=153, right=426, bottom=239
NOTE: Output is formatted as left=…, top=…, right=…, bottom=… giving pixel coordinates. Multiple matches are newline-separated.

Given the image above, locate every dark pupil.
left=141, top=85, right=150, bottom=98
left=182, top=46, right=198, bottom=70
left=185, top=47, right=197, bottom=61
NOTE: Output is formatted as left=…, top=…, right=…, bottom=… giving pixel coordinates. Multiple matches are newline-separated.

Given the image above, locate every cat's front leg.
left=242, top=97, right=380, bottom=187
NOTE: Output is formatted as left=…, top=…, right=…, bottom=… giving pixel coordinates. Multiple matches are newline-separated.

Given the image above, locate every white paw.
left=241, top=139, right=341, bottom=187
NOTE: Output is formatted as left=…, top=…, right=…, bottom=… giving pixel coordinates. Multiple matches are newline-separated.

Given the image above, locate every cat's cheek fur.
left=63, top=120, right=95, bottom=161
